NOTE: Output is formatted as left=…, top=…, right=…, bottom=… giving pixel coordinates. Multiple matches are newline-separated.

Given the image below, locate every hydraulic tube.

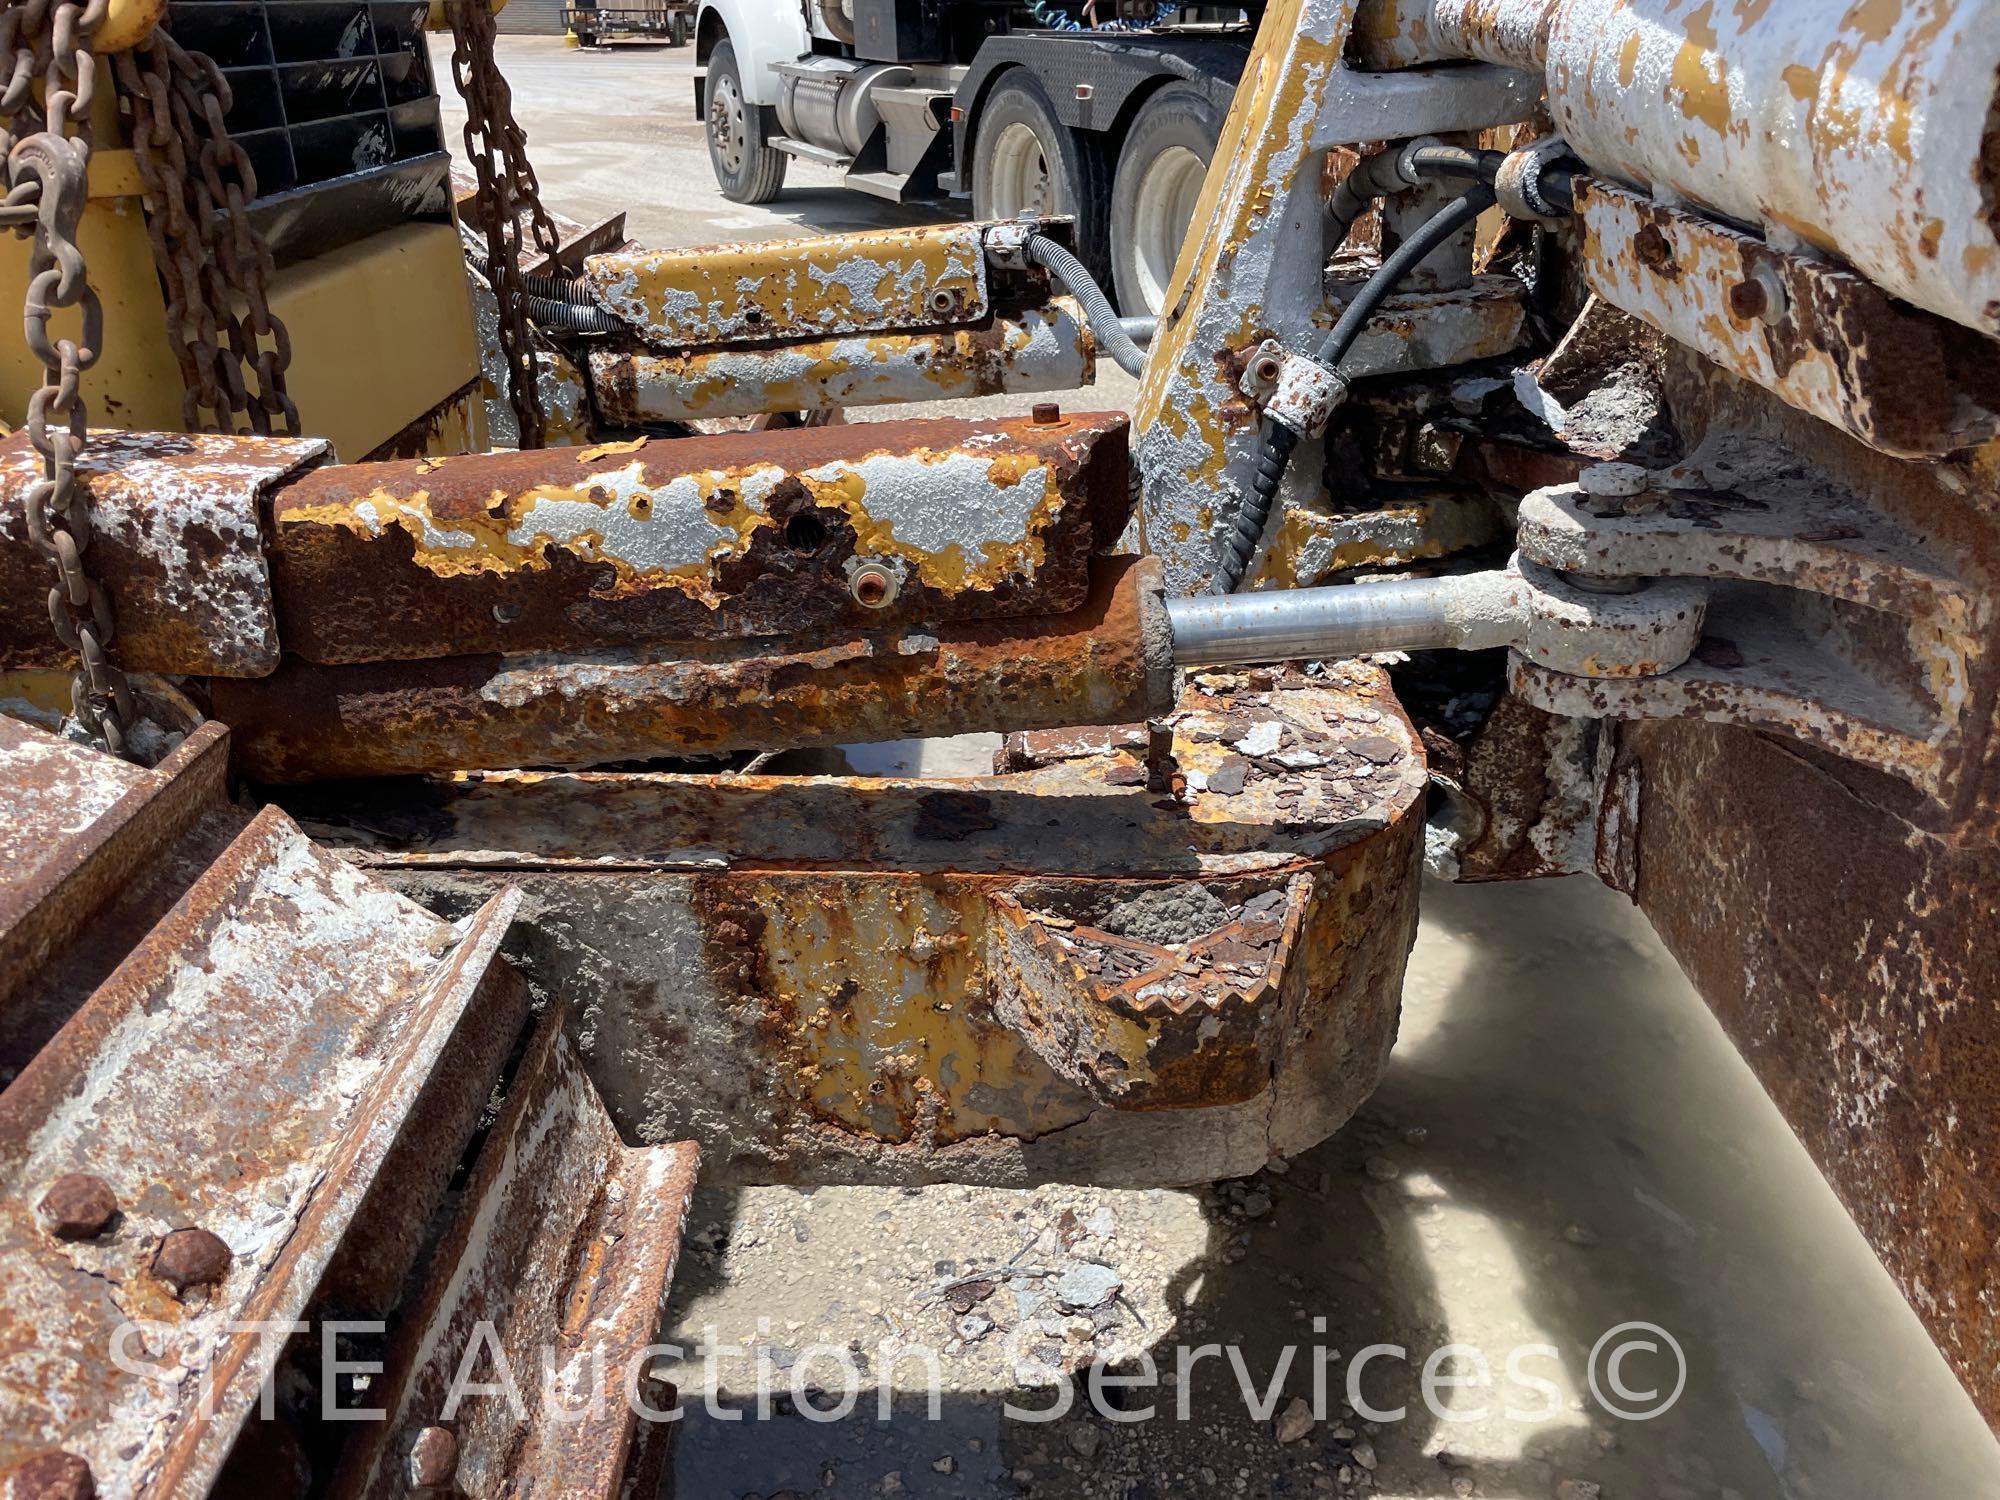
left=1166, top=573, right=1519, bottom=666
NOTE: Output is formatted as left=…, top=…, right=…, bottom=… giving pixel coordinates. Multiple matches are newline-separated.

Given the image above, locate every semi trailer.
left=693, top=0, right=1249, bottom=313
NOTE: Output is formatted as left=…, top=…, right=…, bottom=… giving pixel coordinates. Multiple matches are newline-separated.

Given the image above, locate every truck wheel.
left=705, top=40, right=787, bottom=204
left=1110, top=84, right=1223, bottom=318
left=971, top=71, right=1112, bottom=288
left=669, top=11, right=690, bottom=45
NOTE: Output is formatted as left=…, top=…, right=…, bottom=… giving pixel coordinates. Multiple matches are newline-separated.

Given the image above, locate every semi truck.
left=692, top=0, right=1251, bottom=314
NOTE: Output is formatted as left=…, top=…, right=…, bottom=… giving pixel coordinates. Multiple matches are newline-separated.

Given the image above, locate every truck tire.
left=971, top=71, right=1112, bottom=288
left=1110, top=83, right=1223, bottom=318
left=705, top=40, right=787, bottom=204
left=669, top=10, right=690, bottom=45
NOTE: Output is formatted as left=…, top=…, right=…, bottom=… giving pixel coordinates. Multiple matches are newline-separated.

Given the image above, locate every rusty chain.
left=447, top=0, right=557, bottom=448
left=114, top=30, right=297, bottom=437
left=0, top=0, right=138, bottom=755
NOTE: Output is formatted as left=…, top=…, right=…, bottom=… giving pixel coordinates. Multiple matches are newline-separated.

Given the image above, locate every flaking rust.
left=581, top=222, right=990, bottom=345
left=0, top=429, right=330, bottom=677
left=268, top=414, right=1131, bottom=662
left=289, top=662, right=1428, bottom=1185
left=216, top=555, right=1175, bottom=782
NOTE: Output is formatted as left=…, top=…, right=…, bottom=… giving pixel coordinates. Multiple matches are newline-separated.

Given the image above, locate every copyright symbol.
left=1587, top=1322, right=1685, bottom=1420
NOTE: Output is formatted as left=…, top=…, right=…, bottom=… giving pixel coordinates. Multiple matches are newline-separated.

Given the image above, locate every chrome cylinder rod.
left=1165, top=574, right=1521, bottom=667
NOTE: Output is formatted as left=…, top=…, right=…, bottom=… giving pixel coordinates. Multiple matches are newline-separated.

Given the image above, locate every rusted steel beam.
left=589, top=298, right=1095, bottom=425
left=285, top=661, right=1428, bottom=1185
left=1573, top=180, right=2000, bottom=459
left=1625, top=717, right=2000, bottom=1429
left=0, top=717, right=231, bottom=1015
left=329, top=1017, right=699, bottom=1499
left=217, top=555, right=1175, bottom=783
left=0, top=430, right=329, bottom=677
left=582, top=222, right=990, bottom=345
left=268, top=414, right=1132, bottom=662
left=0, top=747, right=528, bottom=1493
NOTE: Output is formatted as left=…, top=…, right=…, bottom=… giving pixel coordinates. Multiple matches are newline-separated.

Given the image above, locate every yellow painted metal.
left=265, top=222, right=482, bottom=461
left=582, top=223, right=991, bottom=346
left=1133, top=0, right=1364, bottom=591
left=0, top=198, right=482, bottom=462
left=96, top=0, right=170, bottom=52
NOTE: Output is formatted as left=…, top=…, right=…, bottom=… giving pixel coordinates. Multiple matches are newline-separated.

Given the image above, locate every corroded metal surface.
left=1624, top=716, right=2000, bottom=1427
left=0, top=430, right=330, bottom=677
left=589, top=298, right=1095, bottom=425
left=216, top=555, right=1176, bottom=782
left=1134, top=0, right=1540, bottom=593
left=1544, top=0, right=2000, bottom=338
left=1356, top=0, right=2000, bottom=336
left=1258, top=491, right=1507, bottom=589
left=0, top=718, right=231, bottom=1015
left=329, top=1018, right=699, bottom=1500
left=1573, top=179, right=2000, bottom=458
left=1512, top=581, right=1947, bottom=797
left=291, top=663, right=1428, bottom=1184
left=1352, top=0, right=1554, bottom=71
left=268, top=415, right=1132, bottom=661
left=0, top=772, right=524, bottom=1493
left=582, top=223, right=990, bottom=345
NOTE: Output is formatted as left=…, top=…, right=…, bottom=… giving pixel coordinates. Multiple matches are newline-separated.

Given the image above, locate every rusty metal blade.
left=0, top=799, right=523, bottom=1494
left=329, top=1017, right=700, bottom=1499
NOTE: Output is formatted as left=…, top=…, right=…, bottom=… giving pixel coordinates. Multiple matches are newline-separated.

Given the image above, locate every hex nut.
left=407, top=1426, right=458, bottom=1490
left=1031, top=402, right=1062, bottom=425
left=153, top=1227, right=232, bottom=1296
left=36, top=1174, right=117, bottom=1241
left=4, top=1451, right=95, bottom=1500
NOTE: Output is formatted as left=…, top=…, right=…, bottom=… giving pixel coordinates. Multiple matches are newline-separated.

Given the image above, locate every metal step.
left=768, top=133, right=850, bottom=169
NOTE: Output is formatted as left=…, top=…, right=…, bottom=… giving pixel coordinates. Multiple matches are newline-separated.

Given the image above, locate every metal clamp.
left=1495, top=135, right=1575, bottom=224
left=1238, top=342, right=1350, bottom=439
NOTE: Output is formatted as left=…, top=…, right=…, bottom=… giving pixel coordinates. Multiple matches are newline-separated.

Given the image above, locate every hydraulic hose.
left=1213, top=183, right=1497, bottom=594
left=520, top=293, right=627, bottom=334
left=465, top=247, right=604, bottom=307
left=1025, top=235, right=1147, bottom=378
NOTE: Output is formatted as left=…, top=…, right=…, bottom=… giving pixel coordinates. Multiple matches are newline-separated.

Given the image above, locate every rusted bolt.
left=1727, top=263, right=1790, bottom=326
left=154, top=1227, right=232, bottom=1296
left=37, top=1174, right=117, bottom=1241
left=1031, top=401, right=1062, bottom=425
left=1633, top=223, right=1676, bottom=275
left=849, top=562, right=898, bottom=609
left=4, top=1451, right=95, bottom=1500
left=1726, top=277, right=1767, bottom=321
left=407, top=1426, right=458, bottom=1490
left=1251, top=354, right=1283, bottom=384
left=928, top=288, right=957, bottom=315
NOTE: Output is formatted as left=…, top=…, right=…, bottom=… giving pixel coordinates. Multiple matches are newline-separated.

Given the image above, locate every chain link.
left=446, top=0, right=556, bottom=448
left=4, top=0, right=137, bottom=755
left=114, top=30, right=296, bottom=437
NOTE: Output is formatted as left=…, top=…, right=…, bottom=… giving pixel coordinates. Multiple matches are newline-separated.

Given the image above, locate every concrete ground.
left=443, top=38, right=2000, bottom=1498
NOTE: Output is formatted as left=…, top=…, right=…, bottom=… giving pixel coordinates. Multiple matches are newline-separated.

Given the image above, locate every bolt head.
left=4, top=1451, right=95, bottom=1500
left=153, top=1227, right=232, bottom=1296
left=849, top=564, right=896, bottom=608
left=1726, top=278, right=1768, bottom=321
left=37, top=1174, right=117, bottom=1241
left=1030, top=401, right=1062, bottom=425
left=928, top=288, right=956, bottom=313
left=408, top=1426, right=458, bottom=1490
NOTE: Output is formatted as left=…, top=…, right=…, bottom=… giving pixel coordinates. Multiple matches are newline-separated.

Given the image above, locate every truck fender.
left=695, top=0, right=809, bottom=109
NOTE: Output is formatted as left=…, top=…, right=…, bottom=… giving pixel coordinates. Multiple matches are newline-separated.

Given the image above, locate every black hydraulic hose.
left=1025, top=235, right=1147, bottom=378
left=1318, top=182, right=1495, bottom=368
left=1407, top=144, right=1504, bottom=182
left=520, top=293, right=626, bottom=334
left=465, top=246, right=603, bottom=307
left=1213, top=183, right=1498, bottom=594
